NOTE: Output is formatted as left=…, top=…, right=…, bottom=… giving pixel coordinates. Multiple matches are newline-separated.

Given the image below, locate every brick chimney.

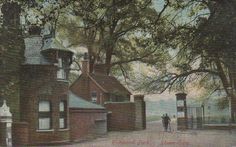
left=82, top=53, right=90, bottom=74
left=93, top=64, right=108, bottom=75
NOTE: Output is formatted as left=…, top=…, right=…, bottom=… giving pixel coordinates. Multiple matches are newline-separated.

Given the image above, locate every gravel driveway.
left=54, top=120, right=236, bottom=147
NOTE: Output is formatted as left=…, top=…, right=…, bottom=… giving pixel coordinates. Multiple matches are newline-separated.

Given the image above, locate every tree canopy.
left=1, top=0, right=236, bottom=114
left=57, top=0, right=171, bottom=75
left=138, top=0, right=236, bottom=114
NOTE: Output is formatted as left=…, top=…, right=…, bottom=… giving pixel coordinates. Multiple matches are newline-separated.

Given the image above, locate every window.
left=38, top=100, right=51, bottom=130
left=57, top=58, right=67, bottom=79
left=59, top=101, right=67, bottom=129
left=91, top=92, right=97, bottom=103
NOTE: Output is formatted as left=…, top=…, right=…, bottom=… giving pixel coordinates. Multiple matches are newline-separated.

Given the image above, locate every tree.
left=139, top=0, right=236, bottom=121
left=0, top=0, right=73, bottom=99
left=58, top=0, right=171, bottom=75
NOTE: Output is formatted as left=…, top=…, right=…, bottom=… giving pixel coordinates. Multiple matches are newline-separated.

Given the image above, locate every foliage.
left=137, top=1, right=234, bottom=92
left=1, top=0, right=235, bottom=112
left=0, top=0, right=74, bottom=34
left=135, top=1, right=236, bottom=113
left=216, top=97, right=229, bottom=110
left=0, top=0, right=76, bottom=97
left=57, top=0, right=171, bottom=75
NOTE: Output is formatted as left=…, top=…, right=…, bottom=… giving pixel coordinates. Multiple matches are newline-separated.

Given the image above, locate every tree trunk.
left=105, top=48, right=113, bottom=75
left=215, top=58, right=236, bottom=122
left=88, top=46, right=95, bottom=73
left=228, top=66, right=236, bottom=123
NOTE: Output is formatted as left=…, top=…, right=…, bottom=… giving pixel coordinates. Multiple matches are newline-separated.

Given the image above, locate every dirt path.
left=61, top=120, right=236, bottom=147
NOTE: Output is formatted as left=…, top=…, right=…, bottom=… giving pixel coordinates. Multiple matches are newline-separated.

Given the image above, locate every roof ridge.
left=88, top=74, right=108, bottom=93
left=89, top=73, right=131, bottom=95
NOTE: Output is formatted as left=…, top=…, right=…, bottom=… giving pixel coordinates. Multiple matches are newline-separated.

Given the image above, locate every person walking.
left=161, top=114, right=165, bottom=131
left=163, top=113, right=171, bottom=132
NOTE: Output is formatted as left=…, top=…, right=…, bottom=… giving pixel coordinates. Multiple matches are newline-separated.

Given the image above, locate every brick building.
left=20, top=35, right=73, bottom=144
left=0, top=2, right=145, bottom=146
left=70, top=56, right=131, bottom=105
left=69, top=91, right=107, bottom=142
left=0, top=2, right=108, bottom=146
left=70, top=54, right=146, bottom=131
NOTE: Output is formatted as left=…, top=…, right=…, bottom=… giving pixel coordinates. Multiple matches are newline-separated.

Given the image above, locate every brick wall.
left=70, top=75, right=90, bottom=101
left=20, top=65, right=70, bottom=145
left=12, top=122, right=29, bottom=146
left=0, top=123, right=6, bottom=146
left=134, top=95, right=146, bottom=130
left=104, top=102, right=136, bottom=131
left=89, top=79, right=106, bottom=105
left=69, top=108, right=107, bottom=141
left=70, top=75, right=107, bottom=105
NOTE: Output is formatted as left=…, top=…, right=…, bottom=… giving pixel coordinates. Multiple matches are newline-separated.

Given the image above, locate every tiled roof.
left=89, top=74, right=131, bottom=95
left=41, top=38, right=73, bottom=53
left=69, top=91, right=105, bottom=109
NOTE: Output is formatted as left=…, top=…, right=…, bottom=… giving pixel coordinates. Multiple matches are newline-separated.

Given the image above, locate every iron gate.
left=187, top=107, right=203, bottom=129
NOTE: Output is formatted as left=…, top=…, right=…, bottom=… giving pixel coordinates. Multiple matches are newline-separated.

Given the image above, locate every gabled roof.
left=69, top=91, right=105, bottom=109
left=89, top=74, right=131, bottom=95
left=70, top=73, right=132, bottom=96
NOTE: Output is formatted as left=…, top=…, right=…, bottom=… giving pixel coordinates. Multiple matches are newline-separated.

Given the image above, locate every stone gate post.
left=176, top=93, right=188, bottom=130
left=0, top=100, right=12, bottom=147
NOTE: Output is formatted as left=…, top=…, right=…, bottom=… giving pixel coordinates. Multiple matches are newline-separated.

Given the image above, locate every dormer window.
left=57, top=58, right=66, bottom=80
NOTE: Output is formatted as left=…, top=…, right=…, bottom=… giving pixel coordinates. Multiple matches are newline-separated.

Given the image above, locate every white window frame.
left=38, top=100, right=51, bottom=130
left=59, top=118, right=65, bottom=129
left=39, top=118, right=51, bottom=130
left=59, top=101, right=67, bottom=129
left=57, top=58, right=66, bottom=80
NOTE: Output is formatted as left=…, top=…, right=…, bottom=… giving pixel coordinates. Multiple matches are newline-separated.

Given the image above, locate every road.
left=58, top=120, right=236, bottom=147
